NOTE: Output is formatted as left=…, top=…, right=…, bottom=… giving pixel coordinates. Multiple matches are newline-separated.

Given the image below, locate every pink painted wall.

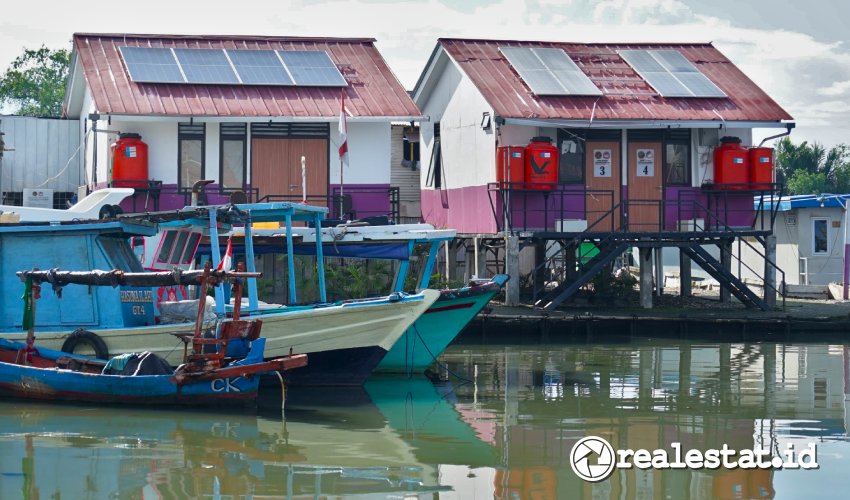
left=421, top=185, right=499, bottom=234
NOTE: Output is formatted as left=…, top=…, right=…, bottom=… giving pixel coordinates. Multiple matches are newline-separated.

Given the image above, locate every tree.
left=0, top=46, right=70, bottom=117
left=775, top=137, right=850, bottom=195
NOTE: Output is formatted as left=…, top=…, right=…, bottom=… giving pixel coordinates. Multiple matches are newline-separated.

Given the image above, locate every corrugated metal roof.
left=437, top=38, right=792, bottom=123
left=70, top=33, right=421, bottom=118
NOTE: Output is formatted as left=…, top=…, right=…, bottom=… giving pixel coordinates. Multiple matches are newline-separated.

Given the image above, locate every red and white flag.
left=216, top=236, right=233, bottom=271
left=338, top=91, right=349, bottom=167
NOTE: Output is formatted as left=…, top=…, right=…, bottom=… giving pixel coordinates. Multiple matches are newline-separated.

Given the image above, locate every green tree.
left=775, top=137, right=850, bottom=195
left=0, top=46, right=70, bottom=117
left=786, top=170, right=829, bottom=196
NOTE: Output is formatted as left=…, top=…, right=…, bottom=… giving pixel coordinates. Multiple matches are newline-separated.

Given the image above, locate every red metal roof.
left=71, top=33, right=421, bottom=118
left=437, top=38, right=792, bottom=123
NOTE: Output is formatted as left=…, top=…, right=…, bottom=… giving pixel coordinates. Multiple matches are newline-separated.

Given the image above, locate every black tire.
left=111, top=204, right=124, bottom=216
left=61, top=329, right=109, bottom=359
left=98, top=205, right=115, bottom=219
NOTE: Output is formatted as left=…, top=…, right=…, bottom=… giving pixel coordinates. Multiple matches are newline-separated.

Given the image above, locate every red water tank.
left=496, top=146, right=525, bottom=188
left=749, top=147, right=774, bottom=190
left=713, top=136, right=749, bottom=189
left=524, top=137, right=559, bottom=190
left=111, top=133, right=149, bottom=188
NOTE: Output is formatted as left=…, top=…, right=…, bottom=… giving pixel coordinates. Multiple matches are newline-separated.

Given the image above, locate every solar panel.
left=619, top=49, right=727, bottom=98
left=500, top=47, right=601, bottom=96
left=226, top=49, right=293, bottom=85
left=173, top=48, right=239, bottom=84
left=119, top=47, right=185, bottom=84
left=277, top=51, right=347, bottom=86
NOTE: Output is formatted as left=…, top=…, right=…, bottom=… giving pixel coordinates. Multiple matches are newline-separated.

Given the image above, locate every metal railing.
left=259, top=186, right=400, bottom=222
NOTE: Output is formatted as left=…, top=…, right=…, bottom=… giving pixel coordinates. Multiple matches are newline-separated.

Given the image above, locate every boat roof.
left=0, top=218, right=157, bottom=237
left=228, top=223, right=456, bottom=243
left=123, top=202, right=328, bottom=226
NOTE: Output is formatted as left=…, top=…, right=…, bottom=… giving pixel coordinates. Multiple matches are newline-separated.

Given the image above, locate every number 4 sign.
left=636, top=149, right=655, bottom=177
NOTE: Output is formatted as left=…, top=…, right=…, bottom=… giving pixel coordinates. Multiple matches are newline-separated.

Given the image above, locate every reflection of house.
left=63, top=33, right=422, bottom=219
left=740, top=195, right=849, bottom=286
left=413, top=39, right=793, bottom=308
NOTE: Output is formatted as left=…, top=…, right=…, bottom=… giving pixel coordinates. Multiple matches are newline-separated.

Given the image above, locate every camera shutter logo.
left=570, top=436, right=616, bottom=482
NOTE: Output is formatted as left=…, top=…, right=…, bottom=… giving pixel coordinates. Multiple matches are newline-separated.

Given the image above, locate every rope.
left=411, top=323, right=472, bottom=383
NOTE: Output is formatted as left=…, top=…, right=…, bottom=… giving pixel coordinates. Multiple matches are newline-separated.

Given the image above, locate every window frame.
left=662, top=138, right=691, bottom=186
left=557, top=129, right=585, bottom=184
left=178, top=123, right=206, bottom=191
left=812, top=217, right=830, bottom=255
left=219, top=123, right=247, bottom=191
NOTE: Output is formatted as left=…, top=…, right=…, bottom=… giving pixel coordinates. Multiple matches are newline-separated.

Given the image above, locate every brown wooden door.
left=251, top=138, right=329, bottom=204
left=585, top=142, right=621, bottom=231
left=626, top=142, right=663, bottom=232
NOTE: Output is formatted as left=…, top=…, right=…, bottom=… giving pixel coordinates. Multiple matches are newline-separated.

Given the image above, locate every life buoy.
left=61, top=329, right=109, bottom=359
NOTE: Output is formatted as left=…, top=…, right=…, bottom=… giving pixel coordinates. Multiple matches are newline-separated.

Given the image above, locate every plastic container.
left=111, top=133, right=149, bottom=188
left=496, top=146, right=525, bottom=188
left=749, top=147, right=774, bottom=190
left=524, top=137, right=559, bottom=190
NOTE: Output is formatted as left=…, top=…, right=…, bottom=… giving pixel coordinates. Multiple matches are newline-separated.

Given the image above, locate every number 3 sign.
left=593, top=149, right=612, bottom=177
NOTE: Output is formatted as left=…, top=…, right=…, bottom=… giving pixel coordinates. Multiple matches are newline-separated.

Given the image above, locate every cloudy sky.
left=1, top=0, right=847, bottom=148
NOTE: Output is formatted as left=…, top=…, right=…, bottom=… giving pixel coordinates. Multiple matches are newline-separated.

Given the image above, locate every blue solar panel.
left=119, top=47, right=185, bottom=83
left=619, top=50, right=727, bottom=98
left=277, top=51, right=347, bottom=87
left=500, top=47, right=601, bottom=96
left=226, top=49, right=293, bottom=85
left=173, top=48, right=239, bottom=84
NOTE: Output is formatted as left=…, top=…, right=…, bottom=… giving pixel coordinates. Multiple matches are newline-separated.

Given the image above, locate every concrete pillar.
left=640, top=247, right=653, bottom=309
left=446, top=240, right=458, bottom=284
left=764, top=235, right=777, bottom=309
left=654, top=246, right=664, bottom=296
left=464, top=241, right=474, bottom=282
left=534, top=240, right=547, bottom=293
left=679, top=248, right=692, bottom=297
left=719, top=239, right=733, bottom=303
left=505, top=234, right=520, bottom=306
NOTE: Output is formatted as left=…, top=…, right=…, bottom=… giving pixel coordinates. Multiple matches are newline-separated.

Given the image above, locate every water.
left=1, top=339, right=848, bottom=499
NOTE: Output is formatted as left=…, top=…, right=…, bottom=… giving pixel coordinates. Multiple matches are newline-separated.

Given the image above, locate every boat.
left=0, top=203, right=438, bottom=386
left=0, top=264, right=307, bottom=406
left=0, top=187, right=134, bottom=222
left=213, top=222, right=509, bottom=374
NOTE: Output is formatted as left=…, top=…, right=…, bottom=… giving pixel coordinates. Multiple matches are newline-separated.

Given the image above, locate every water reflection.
left=441, top=341, right=850, bottom=499
left=0, top=341, right=848, bottom=499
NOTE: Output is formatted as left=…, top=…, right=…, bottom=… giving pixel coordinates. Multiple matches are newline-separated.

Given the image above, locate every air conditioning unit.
left=556, top=219, right=588, bottom=232
left=678, top=219, right=705, bottom=232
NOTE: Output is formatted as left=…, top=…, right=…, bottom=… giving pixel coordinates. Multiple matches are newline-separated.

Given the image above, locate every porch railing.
left=259, top=186, right=400, bottom=222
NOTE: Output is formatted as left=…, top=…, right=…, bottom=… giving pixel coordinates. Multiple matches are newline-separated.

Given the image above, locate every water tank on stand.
left=524, top=137, right=559, bottom=190
left=496, top=146, right=525, bottom=189
left=111, top=133, right=149, bottom=188
left=749, top=147, right=774, bottom=190
left=713, top=136, right=749, bottom=189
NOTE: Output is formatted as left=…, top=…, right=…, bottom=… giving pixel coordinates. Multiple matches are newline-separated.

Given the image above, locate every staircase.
left=535, top=239, right=631, bottom=310
left=681, top=245, right=768, bottom=310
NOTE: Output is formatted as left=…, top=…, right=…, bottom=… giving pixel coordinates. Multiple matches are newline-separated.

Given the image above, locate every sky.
left=1, top=0, right=848, bottom=148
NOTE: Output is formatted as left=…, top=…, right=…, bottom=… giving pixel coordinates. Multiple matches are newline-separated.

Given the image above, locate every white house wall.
left=419, top=55, right=496, bottom=189
left=0, top=115, right=82, bottom=193
left=332, top=121, right=390, bottom=184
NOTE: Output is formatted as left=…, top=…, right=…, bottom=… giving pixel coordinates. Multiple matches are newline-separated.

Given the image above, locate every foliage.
left=589, top=267, right=637, bottom=298
left=0, top=46, right=70, bottom=117
left=775, top=137, right=850, bottom=195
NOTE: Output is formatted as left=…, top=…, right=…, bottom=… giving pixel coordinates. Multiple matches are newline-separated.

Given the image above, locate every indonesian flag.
left=338, top=91, right=349, bottom=167
left=216, top=236, right=233, bottom=272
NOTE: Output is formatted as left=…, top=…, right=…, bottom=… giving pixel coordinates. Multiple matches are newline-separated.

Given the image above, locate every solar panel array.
left=118, top=47, right=346, bottom=87
left=618, top=50, right=726, bottom=98
left=500, top=47, right=601, bottom=96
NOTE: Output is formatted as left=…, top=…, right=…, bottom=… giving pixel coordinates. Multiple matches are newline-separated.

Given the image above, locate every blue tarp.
left=196, top=242, right=411, bottom=260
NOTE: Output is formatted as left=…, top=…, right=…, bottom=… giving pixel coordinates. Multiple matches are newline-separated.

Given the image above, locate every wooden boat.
left=0, top=263, right=307, bottom=406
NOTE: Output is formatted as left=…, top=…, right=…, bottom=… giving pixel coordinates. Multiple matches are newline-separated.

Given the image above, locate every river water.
left=1, top=338, right=847, bottom=499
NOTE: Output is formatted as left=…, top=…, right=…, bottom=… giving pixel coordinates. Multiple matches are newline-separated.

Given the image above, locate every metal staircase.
left=681, top=245, right=768, bottom=310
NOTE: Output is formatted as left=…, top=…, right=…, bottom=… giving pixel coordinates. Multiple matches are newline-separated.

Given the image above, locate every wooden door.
left=627, top=142, right=664, bottom=232
left=251, top=138, right=329, bottom=204
left=585, top=142, right=621, bottom=231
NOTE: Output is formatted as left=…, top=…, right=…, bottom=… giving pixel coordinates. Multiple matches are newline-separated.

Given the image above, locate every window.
left=557, top=129, right=584, bottom=183
left=663, top=130, right=691, bottom=185
left=220, top=123, right=247, bottom=189
left=401, top=127, right=420, bottom=169
left=813, top=218, right=829, bottom=255
left=426, top=123, right=442, bottom=189
left=98, top=236, right=144, bottom=272
left=178, top=123, right=205, bottom=189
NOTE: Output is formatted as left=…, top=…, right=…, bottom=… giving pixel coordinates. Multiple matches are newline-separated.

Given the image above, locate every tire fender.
left=61, top=329, right=109, bottom=359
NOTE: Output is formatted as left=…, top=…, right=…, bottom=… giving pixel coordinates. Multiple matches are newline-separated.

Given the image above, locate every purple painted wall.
left=329, top=183, right=393, bottom=220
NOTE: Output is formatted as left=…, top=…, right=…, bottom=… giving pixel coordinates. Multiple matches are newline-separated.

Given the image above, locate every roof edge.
left=437, top=37, right=715, bottom=47
left=72, top=33, right=377, bottom=43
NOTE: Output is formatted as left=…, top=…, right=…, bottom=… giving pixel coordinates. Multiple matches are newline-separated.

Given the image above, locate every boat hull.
left=0, top=361, right=261, bottom=406
left=0, top=290, right=439, bottom=386
left=374, top=276, right=509, bottom=374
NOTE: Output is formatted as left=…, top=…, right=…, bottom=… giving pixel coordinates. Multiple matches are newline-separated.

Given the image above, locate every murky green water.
left=1, top=339, right=848, bottom=499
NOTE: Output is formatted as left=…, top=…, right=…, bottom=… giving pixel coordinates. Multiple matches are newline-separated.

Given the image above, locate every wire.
left=32, top=127, right=91, bottom=190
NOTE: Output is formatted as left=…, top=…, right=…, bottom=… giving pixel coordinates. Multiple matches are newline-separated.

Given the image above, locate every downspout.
left=758, top=123, right=794, bottom=147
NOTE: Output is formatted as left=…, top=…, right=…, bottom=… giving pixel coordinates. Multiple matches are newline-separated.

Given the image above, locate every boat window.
left=130, top=236, right=145, bottom=264
left=156, top=231, right=178, bottom=263
left=181, top=232, right=201, bottom=264
left=98, top=236, right=144, bottom=272
left=170, top=231, right=190, bottom=264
